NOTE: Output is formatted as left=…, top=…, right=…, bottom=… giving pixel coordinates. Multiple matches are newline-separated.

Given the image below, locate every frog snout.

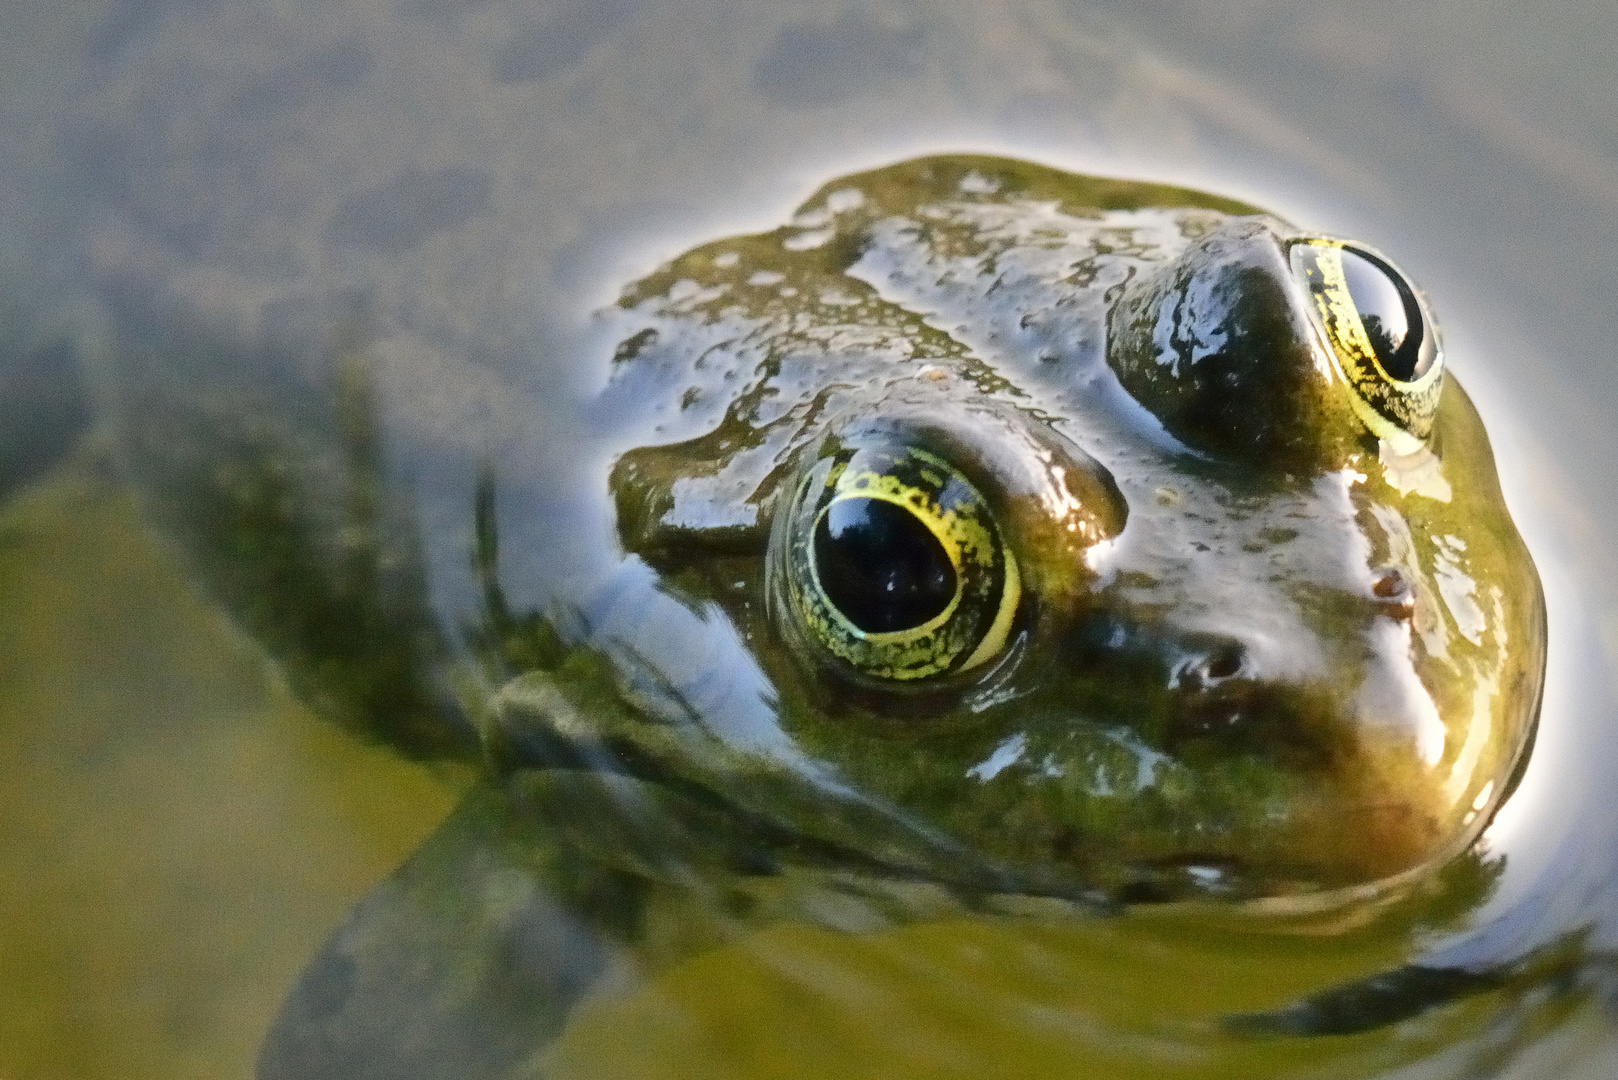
left=1063, top=607, right=1440, bottom=773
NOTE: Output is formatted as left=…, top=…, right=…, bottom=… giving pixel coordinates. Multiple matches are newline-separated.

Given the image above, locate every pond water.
left=3, top=1, right=1618, bottom=1077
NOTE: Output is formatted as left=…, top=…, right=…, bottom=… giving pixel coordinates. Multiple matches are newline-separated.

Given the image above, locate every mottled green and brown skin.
left=258, top=155, right=1545, bottom=1077
left=600, top=154, right=1543, bottom=899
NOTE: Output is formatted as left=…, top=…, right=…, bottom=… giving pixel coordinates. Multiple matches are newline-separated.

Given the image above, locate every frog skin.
left=255, top=155, right=1544, bottom=1077
left=592, top=153, right=1542, bottom=897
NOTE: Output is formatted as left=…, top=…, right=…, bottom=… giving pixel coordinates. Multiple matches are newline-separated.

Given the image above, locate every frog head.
left=507, top=156, right=1543, bottom=904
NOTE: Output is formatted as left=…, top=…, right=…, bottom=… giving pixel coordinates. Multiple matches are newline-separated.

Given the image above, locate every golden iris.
left=775, top=440, right=1020, bottom=682
left=1290, top=238, right=1444, bottom=451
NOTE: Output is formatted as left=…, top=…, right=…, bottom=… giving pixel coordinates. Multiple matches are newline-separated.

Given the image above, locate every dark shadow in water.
left=1230, top=964, right=1508, bottom=1036
left=1227, top=873, right=1613, bottom=1045
left=1224, top=933, right=1618, bottom=1080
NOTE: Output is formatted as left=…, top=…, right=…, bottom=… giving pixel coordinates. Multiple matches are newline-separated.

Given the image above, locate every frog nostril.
left=1203, top=645, right=1244, bottom=681
left=1372, top=568, right=1406, bottom=598
left=1371, top=568, right=1416, bottom=619
left=1176, top=642, right=1247, bottom=691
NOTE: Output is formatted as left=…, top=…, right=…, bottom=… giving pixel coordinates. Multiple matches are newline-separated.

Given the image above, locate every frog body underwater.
left=257, top=155, right=1544, bottom=1076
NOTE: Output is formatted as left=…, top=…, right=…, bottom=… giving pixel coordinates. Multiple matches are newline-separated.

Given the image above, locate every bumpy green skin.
left=603, top=154, right=1544, bottom=899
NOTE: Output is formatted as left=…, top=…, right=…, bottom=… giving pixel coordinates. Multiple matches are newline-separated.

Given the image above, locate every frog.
left=255, top=155, right=1545, bottom=1078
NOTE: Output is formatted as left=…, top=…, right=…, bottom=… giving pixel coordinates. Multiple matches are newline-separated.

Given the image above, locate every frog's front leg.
left=255, top=773, right=634, bottom=1080
left=257, top=670, right=998, bottom=1080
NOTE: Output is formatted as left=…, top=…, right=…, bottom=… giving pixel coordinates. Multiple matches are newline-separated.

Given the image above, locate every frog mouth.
left=483, top=670, right=1384, bottom=912
left=482, top=662, right=1397, bottom=909
left=482, top=627, right=1457, bottom=908
left=484, top=668, right=1135, bottom=910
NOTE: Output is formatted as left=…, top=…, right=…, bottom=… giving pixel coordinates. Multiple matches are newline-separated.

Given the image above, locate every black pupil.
left=1339, top=248, right=1430, bottom=382
left=813, top=497, right=958, bottom=633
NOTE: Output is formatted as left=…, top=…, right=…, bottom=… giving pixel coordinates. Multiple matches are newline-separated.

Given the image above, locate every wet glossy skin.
left=582, top=154, right=1544, bottom=901
left=255, top=155, right=1547, bottom=1076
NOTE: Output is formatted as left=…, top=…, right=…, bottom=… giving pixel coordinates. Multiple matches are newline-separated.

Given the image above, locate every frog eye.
left=772, top=440, right=1021, bottom=682
left=1290, top=239, right=1444, bottom=447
